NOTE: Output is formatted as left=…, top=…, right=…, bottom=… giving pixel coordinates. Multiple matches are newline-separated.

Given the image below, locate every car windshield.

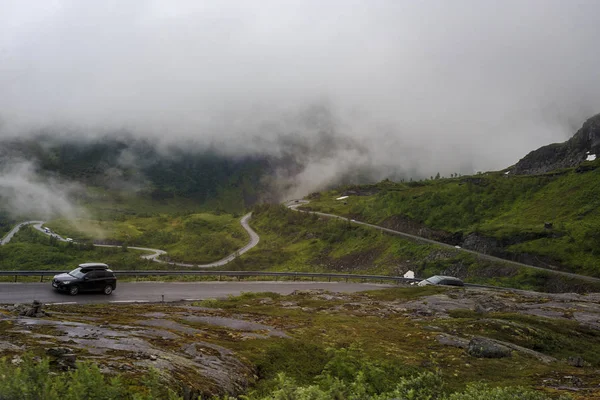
left=68, top=268, right=86, bottom=278
left=428, top=276, right=443, bottom=284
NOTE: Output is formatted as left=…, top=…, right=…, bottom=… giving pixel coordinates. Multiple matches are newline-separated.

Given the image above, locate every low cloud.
left=2, top=1, right=600, bottom=192
left=0, top=160, right=83, bottom=220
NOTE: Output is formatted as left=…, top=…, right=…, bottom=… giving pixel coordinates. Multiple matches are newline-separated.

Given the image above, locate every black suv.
left=52, top=263, right=117, bottom=296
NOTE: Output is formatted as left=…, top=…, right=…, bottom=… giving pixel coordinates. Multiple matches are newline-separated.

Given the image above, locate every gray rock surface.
left=462, top=233, right=499, bottom=255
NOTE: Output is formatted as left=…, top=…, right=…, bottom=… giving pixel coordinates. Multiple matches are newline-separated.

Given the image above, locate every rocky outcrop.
left=567, top=356, right=590, bottom=368
left=513, top=113, right=600, bottom=175
left=462, top=233, right=499, bottom=254
left=9, top=300, right=49, bottom=318
left=437, top=334, right=556, bottom=363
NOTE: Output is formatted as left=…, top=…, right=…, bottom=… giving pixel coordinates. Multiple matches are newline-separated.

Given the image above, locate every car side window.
left=85, top=271, right=97, bottom=279
left=95, top=270, right=106, bottom=278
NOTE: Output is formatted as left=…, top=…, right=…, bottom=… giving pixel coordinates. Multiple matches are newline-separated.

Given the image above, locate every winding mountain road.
left=3, top=201, right=600, bottom=288
left=287, top=200, right=600, bottom=284
left=0, top=221, right=44, bottom=246
left=0, top=213, right=259, bottom=268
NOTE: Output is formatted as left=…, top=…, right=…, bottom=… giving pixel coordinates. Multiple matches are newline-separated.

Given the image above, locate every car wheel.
left=69, top=286, right=79, bottom=296
left=103, top=285, right=113, bottom=295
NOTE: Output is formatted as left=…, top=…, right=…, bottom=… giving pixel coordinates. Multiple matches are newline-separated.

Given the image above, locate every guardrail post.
left=14, top=275, right=17, bottom=283
left=328, top=276, right=331, bottom=282
left=40, top=275, right=44, bottom=282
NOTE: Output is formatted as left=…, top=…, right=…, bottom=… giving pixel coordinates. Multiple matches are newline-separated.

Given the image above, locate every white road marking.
left=47, top=302, right=77, bottom=305
left=109, top=300, right=150, bottom=303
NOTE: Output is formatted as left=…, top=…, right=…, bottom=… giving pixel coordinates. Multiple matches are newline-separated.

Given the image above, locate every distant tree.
left=435, top=172, right=440, bottom=180
left=49, top=235, right=58, bottom=247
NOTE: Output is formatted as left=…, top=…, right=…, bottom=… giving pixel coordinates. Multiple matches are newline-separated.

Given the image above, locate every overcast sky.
left=2, top=0, right=600, bottom=178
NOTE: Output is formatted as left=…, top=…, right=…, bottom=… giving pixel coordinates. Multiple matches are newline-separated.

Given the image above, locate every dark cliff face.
left=513, top=114, right=600, bottom=175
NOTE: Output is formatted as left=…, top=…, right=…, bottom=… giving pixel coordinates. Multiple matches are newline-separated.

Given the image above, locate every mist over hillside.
left=0, top=117, right=408, bottom=218
left=2, top=107, right=600, bottom=221
left=3, top=1, right=600, bottom=179
left=4, top=1, right=600, bottom=219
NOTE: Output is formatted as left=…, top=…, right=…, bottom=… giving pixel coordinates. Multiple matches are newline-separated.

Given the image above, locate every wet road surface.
left=0, top=281, right=392, bottom=304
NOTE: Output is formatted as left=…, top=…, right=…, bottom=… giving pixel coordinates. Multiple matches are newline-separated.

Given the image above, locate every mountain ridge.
left=513, top=113, right=600, bottom=175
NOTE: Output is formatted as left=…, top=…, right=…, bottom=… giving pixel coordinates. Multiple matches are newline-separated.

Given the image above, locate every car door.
left=81, top=270, right=99, bottom=292
left=95, top=270, right=109, bottom=290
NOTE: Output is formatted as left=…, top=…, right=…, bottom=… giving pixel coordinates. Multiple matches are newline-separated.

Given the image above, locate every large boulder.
left=467, top=337, right=512, bottom=358
left=16, top=300, right=48, bottom=318
left=47, top=347, right=77, bottom=370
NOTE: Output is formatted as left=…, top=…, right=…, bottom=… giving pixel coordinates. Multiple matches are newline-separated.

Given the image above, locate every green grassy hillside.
left=226, top=205, right=600, bottom=293
left=301, top=160, right=600, bottom=278
left=0, top=226, right=153, bottom=271
left=4, top=204, right=599, bottom=292
left=46, top=212, right=247, bottom=264
left=0, top=211, right=247, bottom=271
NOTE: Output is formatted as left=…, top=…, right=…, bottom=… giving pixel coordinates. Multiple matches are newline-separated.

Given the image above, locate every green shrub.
left=447, top=384, right=571, bottom=400
left=0, top=355, right=181, bottom=400
left=233, top=345, right=569, bottom=400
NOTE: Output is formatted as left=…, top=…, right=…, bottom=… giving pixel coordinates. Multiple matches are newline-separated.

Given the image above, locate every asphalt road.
left=0, top=221, right=44, bottom=245
left=0, top=281, right=391, bottom=304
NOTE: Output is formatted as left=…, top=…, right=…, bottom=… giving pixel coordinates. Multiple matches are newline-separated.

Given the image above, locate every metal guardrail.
left=0, top=270, right=421, bottom=284
left=0, top=270, right=515, bottom=292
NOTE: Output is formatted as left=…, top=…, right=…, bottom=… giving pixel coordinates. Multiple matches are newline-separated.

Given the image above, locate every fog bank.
left=2, top=0, right=600, bottom=187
